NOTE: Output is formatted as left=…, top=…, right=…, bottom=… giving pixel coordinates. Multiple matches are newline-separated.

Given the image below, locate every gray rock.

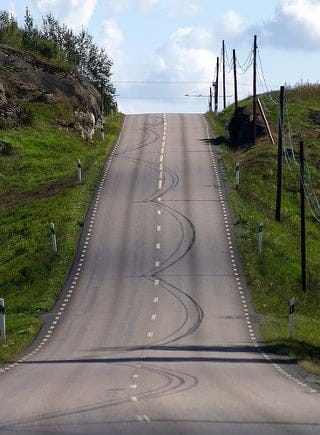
left=0, top=43, right=103, bottom=138
left=0, top=82, right=7, bottom=107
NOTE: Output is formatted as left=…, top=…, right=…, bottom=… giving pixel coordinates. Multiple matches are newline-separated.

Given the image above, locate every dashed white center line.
left=156, top=243, right=161, bottom=249
left=153, top=297, right=159, bottom=303
left=157, top=225, right=161, bottom=232
left=155, top=261, right=160, bottom=267
left=137, top=415, right=150, bottom=422
left=151, top=314, right=157, bottom=320
left=157, top=210, right=161, bottom=215
left=160, top=154, right=164, bottom=162
left=147, top=331, right=154, bottom=338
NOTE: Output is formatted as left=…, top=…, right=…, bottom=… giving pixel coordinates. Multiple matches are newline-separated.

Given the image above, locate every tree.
left=0, top=10, right=22, bottom=47
left=0, top=8, right=117, bottom=112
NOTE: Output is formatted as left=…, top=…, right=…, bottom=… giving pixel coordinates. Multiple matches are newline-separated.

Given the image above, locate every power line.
left=114, top=80, right=212, bottom=84
left=117, top=95, right=208, bottom=99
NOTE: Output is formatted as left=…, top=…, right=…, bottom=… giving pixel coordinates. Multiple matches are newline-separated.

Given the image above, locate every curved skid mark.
left=119, top=115, right=204, bottom=349
left=143, top=276, right=204, bottom=346
left=116, top=115, right=163, bottom=155
left=0, top=363, right=197, bottom=430
left=121, top=155, right=179, bottom=202
left=147, top=202, right=196, bottom=276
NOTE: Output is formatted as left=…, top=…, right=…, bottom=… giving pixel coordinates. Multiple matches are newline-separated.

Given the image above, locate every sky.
left=1, top=0, right=320, bottom=114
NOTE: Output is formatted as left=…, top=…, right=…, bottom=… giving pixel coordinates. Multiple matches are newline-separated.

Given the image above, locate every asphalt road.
left=0, top=113, right=320, bottom=434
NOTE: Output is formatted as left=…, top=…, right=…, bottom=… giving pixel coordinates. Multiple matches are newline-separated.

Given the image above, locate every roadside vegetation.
left=207, top=83, right=320, bottom=373
left=0, top=8, right=116, bottom=111
left=0, top=100, right=122, bottom=362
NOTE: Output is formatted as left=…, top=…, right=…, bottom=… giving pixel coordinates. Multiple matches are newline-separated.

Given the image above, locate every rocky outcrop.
left=75, top=110, right=97, bottom=141
left=0, top=43, right=102, bottom=138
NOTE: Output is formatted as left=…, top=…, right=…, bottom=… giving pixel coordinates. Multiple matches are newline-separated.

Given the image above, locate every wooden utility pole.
left=300, top=140, right=307, bottom=292
left=214, top=56, right=219, bottom=112
left=209, top=87, right=212, bottom=112
left=222, top=40, right=226, bottom=110
left=233, top=49, right=238, bottom=110
left=257, top=98, right=274, bottom=145
left=253, top=35, right=257, bottom=146
left=275, top=85, right=285, bottom=222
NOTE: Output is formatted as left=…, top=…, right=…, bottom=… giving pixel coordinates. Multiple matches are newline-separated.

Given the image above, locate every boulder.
left=0, top=43, right=103, bottom=139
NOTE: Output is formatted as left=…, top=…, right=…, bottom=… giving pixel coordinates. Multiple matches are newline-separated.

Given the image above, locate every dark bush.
left=228, top=106, right=266, bottom=149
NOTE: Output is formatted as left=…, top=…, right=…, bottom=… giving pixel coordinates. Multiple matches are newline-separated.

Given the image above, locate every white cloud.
left=254, top=0, right=320, bottom=50
left=115, top=25, right=216, bottom=113
left=36, top=0, right=97, bottom=30
left=103, top=0, right=131, bottom=14
left=153, top=26, right=215, bottom=82
left=137, top=0, right=203, bottom=17
left=138, top=0, right=162, bottom=11
left=185, top=2, right=203, bottom=17
left=100, top=18, right=129, bottom=81
left=102, top=19, right=124, bottom=49
left=220, top=10, right=245, bottom=39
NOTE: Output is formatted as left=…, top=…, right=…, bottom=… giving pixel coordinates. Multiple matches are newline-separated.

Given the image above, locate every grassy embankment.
left=0, top=100, right=122, bottom=362
left=207, top=84, right=320, bottom=373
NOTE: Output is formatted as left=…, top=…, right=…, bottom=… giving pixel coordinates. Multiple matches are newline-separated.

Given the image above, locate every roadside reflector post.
left=235, top=162, right=240, bottom=190
left=289, top=297, right=295, bottom=338
left=77, top=159, right=82, bottom=184
left=0, top=298, right=6, bottom=343
left=257, top=222, right=263, bottom=254
left=50, top=223, right=58, bottom=253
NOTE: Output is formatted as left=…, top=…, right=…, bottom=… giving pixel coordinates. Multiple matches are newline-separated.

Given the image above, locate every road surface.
left=0, top=113, right=319, bottom=434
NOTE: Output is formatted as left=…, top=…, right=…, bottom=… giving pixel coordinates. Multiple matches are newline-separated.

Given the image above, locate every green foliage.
left=0, top=8, right=117, bottom=112
left=0, top=10, right=21, bottom=47
left=207, top=84, right=320, bottom=370
left=0, top=100, right=122, bottom=362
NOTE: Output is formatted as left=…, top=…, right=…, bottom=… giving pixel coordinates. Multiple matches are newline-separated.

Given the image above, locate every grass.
left=0, top=100, right=122, bottom=362
left=206, top=84, right=320, bottom=373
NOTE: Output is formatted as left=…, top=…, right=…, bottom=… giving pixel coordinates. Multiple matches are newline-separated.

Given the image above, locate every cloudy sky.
left=2, top=0, right=320, bottom=113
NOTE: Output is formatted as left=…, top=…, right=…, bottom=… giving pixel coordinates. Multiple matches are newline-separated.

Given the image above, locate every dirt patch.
left=0, top=176, right=77, bottom=210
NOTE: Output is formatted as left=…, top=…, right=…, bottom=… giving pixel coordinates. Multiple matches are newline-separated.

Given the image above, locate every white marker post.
left=50, top=223, right=58, bottom=253
left=289, top=297, right=295, bottom=338
left=0, top=298, right=6, bottom=343
left=257, top=223, right=263, bottom=254
left=235, top=162, right=240, bottom=190
left=77, top=159, right=82, bottom=184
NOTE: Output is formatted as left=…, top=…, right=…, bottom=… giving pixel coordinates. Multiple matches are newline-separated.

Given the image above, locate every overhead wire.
left=283, top=98, right=320, bottom=221
left=254, top=45, right=320, bottom=221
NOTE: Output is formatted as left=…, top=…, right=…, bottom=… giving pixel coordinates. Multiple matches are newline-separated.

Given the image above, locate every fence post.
left=289, top=297, right=295, bottom=338
left=235, top=162, right=240, bottom=190
left=77, top=159, right=82, bottom=184
left=257, top=223, right=263, bottom=254
left=0, top=298, right=6, bottom=343
left=50, top=223, right=58, bottom=253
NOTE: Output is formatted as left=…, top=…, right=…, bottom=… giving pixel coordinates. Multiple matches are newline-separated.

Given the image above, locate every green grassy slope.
left=0, top=100, right=122, bottom=362
left=207, top=84, right=320, bottom=373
